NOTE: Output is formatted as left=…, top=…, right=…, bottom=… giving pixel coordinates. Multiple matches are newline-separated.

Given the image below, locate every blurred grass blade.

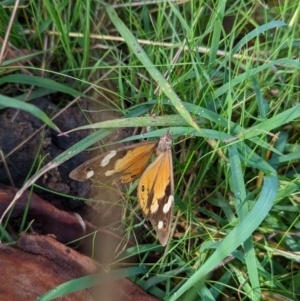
left=0, top=95, right=60, bottom=132
left=215, top=58, right=300, bottom=98
left=207, top=1, right=226, bottom=69
left=37, top=266, right=148, bottom=301
left=0, top=74, right=81, bottom=98
left=232, top=21, right=286, bottom=54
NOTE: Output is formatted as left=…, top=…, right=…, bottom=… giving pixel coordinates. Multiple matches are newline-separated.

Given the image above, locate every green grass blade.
left=0, top=74, right=81, bottom=98
left=215, top=58, right=300, bottom=98
left=0, top=95, right=60, bottom=132
left=228, top=145, right=260, bottom=299
left=105, top=4, right=202, bottom=134
left=183, top=102, right=300, bottom=153
left=232, top=21, right=287, bottom=54
left=42, top=0, right=74, bottom=69
left=169, top=174, right=278, bottom=301
left=62, top=114, right=207, bottom=134
left=208, top=1, right=226, bottom=69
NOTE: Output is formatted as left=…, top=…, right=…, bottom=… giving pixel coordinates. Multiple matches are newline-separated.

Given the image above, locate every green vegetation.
left=1, top=1, right=300, bottom=300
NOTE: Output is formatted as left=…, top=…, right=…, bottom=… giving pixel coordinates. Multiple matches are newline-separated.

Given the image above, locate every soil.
left=0, top=96, right=158, bottom=300
left=0, top=95, right=141, bottom=256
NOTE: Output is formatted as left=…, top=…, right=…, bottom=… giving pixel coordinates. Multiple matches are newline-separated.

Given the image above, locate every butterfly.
left=69, top=133, right=174, bottom=246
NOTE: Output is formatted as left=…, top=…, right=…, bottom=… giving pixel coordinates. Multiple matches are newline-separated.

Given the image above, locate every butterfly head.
left=156, top=133, right=173, bottom=154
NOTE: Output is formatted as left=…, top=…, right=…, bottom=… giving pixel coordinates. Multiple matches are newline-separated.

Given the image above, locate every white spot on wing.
left=101, top=150, right=117, bottom=167
left=150, top=201, right=159, bottom=213
left=86, top=170, right=94, bottom=178
left=163, top=195, right=174, bottom=213
left=105, top=170, right=115, bottom=177
left=158, top=221, right=164, bottom=229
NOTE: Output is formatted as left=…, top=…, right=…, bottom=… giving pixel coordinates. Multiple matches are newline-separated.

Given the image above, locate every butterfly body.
left=69, top=133, right=174, bottom=246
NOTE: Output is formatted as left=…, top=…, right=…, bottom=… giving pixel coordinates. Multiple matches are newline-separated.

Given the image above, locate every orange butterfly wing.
left=70, top=134, right=174, bottom=246
left=137, top=134, right=174, bottom=246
